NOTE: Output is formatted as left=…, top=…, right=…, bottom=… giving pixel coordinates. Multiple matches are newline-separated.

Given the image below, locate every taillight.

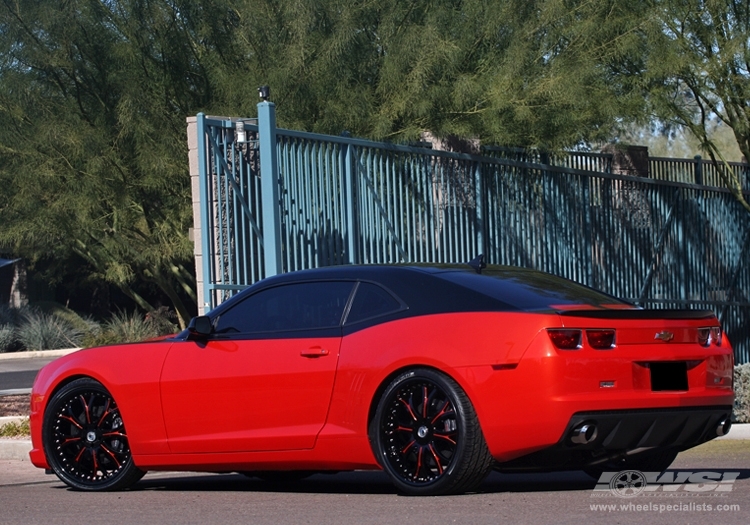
left=698, top=327, right=722, bottom=347
left=547, top=329, right=582, bottom=350
left=710, top=327, right=722, bottom=346
left=697, top=328, right=710, bottom=346
left=586, top=329, right=616, bottom=349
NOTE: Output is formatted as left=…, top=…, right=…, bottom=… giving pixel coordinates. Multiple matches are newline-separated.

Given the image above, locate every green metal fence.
left=194, top=103, right=750, bottom=363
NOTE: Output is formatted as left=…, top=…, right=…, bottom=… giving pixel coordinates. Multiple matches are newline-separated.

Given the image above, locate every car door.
left=160, top=281, right=354, bottom=453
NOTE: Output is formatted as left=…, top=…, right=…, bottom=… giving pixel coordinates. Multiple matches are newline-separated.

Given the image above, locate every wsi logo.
left=593, top=470, right=740, bottom=498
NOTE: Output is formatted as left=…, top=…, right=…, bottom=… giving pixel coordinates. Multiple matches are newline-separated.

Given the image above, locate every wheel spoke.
left=102, top=431, right=127, bottom=439
left=59, top=414, right=83, bottom=430
left=433, top=433, right=456, bottom=445
left=100, top=445, right=122, bottom=469
left=428, top=444, right=444, bottom=475
left=398, top=397, right=418, bottom=421
left=430, top=400, right=452, bottom=424
left=401, top=439, right=416, bottom=454
left=80, top=395, right=92, bottom=424
left=96, top=399, right=112, bottom=428
left=413, top=446, right=424, bottom=480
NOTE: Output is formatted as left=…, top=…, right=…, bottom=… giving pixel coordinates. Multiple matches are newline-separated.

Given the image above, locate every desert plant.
left=84, top=310, right=161, bottom=348
left=144, top=306, right=178, bottom=335
left=0, top=305, right=31, bottom=327
left=34, top=301, right=95, bottom=334
left=0, top=418, right=30, bottom=438
left=0, top=324, right=17, bottom=353
left=734, top=363, right=750, bottom=424
left=16, top=311, right=83, bottom=351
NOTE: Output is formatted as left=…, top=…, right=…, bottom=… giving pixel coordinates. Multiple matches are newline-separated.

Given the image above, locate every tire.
left=43, top=378, right=145, bottom=491
left=369, top=368, right=494, bottom=496
left=584, top=448, right=678, bottom=480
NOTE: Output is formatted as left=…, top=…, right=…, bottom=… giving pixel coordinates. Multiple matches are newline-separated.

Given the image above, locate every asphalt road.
left=0, top=357, right=56, bottom=393
left=1, top=440, right=749, bottom=525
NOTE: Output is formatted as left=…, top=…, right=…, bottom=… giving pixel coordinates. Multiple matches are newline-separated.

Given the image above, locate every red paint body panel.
left=30, top=311, right=734, bottom=473
left=160, top=337, right=340, bottom=452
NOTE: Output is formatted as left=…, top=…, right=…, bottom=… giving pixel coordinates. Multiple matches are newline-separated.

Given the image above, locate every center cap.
left=417, top=426, right=429, bottom=439
left=86, top=431, right=97, bottom=443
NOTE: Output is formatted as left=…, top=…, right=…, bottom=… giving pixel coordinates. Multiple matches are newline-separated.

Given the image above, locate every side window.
left=345, top=282, right=403, bottom=324
left=214, top=281, right=354, bottom=334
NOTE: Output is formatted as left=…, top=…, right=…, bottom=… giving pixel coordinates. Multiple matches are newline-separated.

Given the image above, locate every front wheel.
left=369, top=368, right=494, bottom=495
left=43, top=378, right=145, bottom=491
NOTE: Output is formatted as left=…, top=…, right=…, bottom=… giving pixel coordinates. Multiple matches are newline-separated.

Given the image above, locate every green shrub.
left=16, top=311, right=83, bottom=350
left=734, top=363, right=750, bottom=424
left=0, top=418, right=30, bottom=437
left=84, top=310, right=163, bottom=347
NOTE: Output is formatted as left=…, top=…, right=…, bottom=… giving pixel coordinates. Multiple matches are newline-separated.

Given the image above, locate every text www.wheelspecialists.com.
left=590, top=502, right=740, bottom=513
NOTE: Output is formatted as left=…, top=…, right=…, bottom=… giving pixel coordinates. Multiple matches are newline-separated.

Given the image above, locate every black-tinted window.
left=345, top=282, right=402, bottom=324
left=433, top=268, right=627, bottom=311
left=214, top=281, right=354, bottom=334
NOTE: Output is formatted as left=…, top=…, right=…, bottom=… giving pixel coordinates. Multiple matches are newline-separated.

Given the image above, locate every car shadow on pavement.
left=115, top=467, right=750, bottom=496
left=123, top=470, right=611, bottom=495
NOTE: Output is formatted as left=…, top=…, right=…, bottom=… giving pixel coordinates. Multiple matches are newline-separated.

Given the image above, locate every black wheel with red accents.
left=43, top=378, right=144, bottom=491
left=369, top=368, right=494, bottom=495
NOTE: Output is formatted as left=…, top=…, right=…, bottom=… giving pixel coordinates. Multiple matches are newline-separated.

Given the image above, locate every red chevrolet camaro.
left=29, top=263, right=734, bottom=495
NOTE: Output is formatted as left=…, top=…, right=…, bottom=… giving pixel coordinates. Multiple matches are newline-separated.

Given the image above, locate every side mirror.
left=187, top=315, right=213, bottom=339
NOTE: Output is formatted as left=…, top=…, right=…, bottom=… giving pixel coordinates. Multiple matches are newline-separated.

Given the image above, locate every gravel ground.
left=0, top=395, right=30, bottom=417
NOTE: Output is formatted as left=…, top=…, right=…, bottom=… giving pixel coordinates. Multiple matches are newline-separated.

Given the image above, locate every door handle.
left=300, top=347, right=329, bottom=358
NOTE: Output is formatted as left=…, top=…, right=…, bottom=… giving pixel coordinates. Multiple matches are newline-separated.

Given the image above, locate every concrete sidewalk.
left=0, top=348, right=80, bottom=362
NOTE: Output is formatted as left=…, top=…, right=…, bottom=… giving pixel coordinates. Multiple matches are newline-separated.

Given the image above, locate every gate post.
left=342, top=141, right=359, bottom=264
left=258, top=101, right=283, bottom=277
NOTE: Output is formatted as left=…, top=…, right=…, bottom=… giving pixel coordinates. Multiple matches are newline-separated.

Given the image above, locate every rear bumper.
left=496, top=405, right=733, bottom=472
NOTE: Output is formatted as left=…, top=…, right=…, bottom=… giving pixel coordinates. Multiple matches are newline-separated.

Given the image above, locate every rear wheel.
left=369, top=368, right=494, bottom=495
left=43, top=378, right=144, bottom=491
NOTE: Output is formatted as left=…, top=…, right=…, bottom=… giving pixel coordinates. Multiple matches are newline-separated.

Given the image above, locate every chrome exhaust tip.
left=716, top=418, right=732, bottom=437
left=571, top=423, right=598, bottom=445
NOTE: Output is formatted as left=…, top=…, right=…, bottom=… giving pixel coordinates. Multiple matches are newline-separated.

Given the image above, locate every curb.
left=717, top=423, right=750, bottom=440
left=0, top=348, right=80, bottom=361
left=0, top=440, right=31, bottom=461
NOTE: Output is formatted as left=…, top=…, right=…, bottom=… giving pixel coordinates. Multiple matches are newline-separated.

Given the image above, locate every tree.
left=0, top=0, right=234, bottom=326
left=639, top=0, right=750, bottom=212
left=210, top=0, right=652, bottom=148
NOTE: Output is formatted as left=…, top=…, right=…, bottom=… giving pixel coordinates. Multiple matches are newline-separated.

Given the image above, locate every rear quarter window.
left=434, top=269, right=627, bottom=311
left=345, top=282, right=403, bottom=324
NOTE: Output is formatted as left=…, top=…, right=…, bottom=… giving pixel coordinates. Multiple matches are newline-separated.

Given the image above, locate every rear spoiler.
left=556, top=309, right=716, bottom=320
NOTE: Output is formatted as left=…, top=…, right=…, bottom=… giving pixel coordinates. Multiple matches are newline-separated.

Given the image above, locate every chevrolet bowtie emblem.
left=654, top=331, right=674, bottom=342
